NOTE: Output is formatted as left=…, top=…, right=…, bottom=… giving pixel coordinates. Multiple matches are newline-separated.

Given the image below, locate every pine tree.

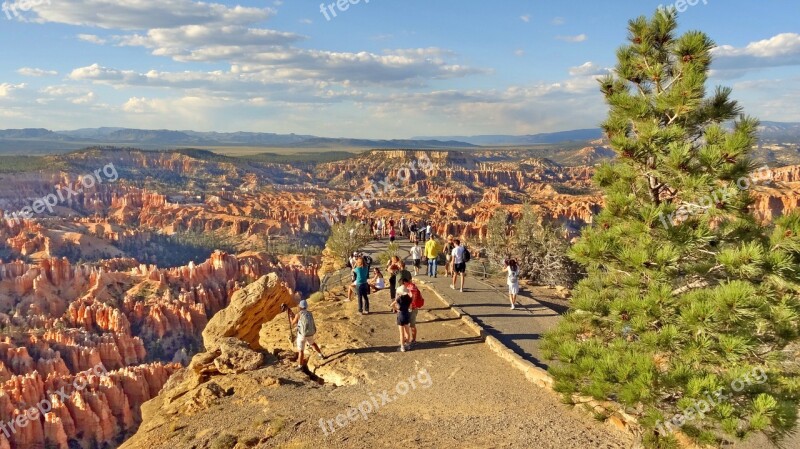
left=542, top=9, right=800, bottom=448
left=325, top=218, right=373, bottom=266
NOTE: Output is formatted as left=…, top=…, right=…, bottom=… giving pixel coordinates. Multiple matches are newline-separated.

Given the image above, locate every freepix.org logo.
left=319, top=0, right=370, bottom=22
left=2, top=0, right=50, bottom=20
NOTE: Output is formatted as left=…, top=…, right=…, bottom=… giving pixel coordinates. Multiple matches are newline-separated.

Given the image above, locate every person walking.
left=407, top=276, right=424, bottom=348
left=424, top=235, right=440, bottom=278
left=287, top=300, right=325, bottom=369
left=389, top=226, right=396, bottom=243
left=353, top=257, right=371, bottom=314
left=386, top=255, right=402, bottom=302
left=450, top=239, right=468, bottom=292
left=506, top=259, right=520, bottom=309
left=390, top=277, right=414, bottom=352
left=410, top=241, right=422, bottom=276
left=409, top=220, right=418, bottom=243
left=443, top=235, right=456, bottom=277
left=425, top=222, right=433, bottom=240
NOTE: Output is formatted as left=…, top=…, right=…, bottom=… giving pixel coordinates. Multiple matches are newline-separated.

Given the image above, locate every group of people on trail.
left=415, top=234, right=471, bottom=292
left=368, top=216, right=435, bottom=245
left=345, top=251, right=425, bottom=351
left=287, top=224, right=527, bottom=368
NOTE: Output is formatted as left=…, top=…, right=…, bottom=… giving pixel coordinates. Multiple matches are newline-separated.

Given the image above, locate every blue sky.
left=0, top=0, right=798, bottom=138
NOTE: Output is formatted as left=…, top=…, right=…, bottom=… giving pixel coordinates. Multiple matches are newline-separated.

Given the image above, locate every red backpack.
left=408, top=283, right=425, bottom=309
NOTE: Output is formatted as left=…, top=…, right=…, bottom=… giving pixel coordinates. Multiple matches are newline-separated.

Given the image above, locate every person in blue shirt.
left=352, top=257, right=371, bottom=314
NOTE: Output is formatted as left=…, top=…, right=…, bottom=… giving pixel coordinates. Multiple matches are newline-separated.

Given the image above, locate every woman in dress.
left=506, top=259, right=520, bottom=309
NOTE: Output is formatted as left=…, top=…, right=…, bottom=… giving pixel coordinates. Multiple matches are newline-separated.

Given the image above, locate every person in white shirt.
left=450, top=239, right=467, bottom=292
left=410, top=242, right=422, bottom=276
left=369, top=268, right=386, bottom=293
left=506, top=259, right=520, bottom=309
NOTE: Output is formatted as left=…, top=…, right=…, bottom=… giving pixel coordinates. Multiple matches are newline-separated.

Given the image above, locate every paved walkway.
left=361, top=238, right=562, bottom=369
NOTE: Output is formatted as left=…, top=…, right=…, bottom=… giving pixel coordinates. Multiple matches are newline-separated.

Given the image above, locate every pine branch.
left=671, top=278, right=710, bottom=296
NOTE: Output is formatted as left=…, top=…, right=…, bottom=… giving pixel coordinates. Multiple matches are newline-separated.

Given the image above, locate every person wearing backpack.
left=288, top=299, right=325, bottom=370
left=361, top=253, right=373, bottom=271
left=450, top=239, right=468, bottom=292
left=505, top=259, right=520, bottom=309
left=406, top=273, right=425, bottom=348
left=391, top=277, right=414, bottom=352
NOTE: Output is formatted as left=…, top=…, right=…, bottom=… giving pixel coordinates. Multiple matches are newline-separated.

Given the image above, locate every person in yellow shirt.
left=424, top=235, right=440, bottom=278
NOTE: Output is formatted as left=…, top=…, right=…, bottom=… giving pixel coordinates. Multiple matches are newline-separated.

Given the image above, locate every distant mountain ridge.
left=417, top=122, right=800, bottom=146
left=0, top=122, right=798, bottom=155
left=0, top=127, right=478, bottom=151
left=413, top=129, right=604, bottom=146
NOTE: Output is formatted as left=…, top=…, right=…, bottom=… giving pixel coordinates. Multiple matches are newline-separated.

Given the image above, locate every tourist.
left=287, top=299, right=325, bottom=369
left=424, top=235, right=440, bottom=278
left=506, top=259, right=520, bottom=309
left=348, top=251, right=357, bottom=269
left=399, top=216, right=407, bottom=237
left=353, top=257, right=371, bottom=314
left=398, top=260, right=412, bottom=285
left=425, top=222, right=432, bottom=240
left=443, top=235, right=456, bottom=277
left=451, top=239, right=468, bottom=292
left=410, top=241, right=422, bottom=276
left=376, top=218, right=384, bottom=239
left=369, top=267, right=386, bottom=293
left=389, top=226, right=396, bottom=243
left=409, top=220, right=418, bottom=243
left=390, top=277, right=414, bottom=352
left=407, top=276, right=425, bottom=347
left=386, top=255, right=402, bottom=301
left=361, top=252, right=374, bottom=271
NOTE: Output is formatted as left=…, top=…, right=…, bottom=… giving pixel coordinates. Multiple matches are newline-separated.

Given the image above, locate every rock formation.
left=202, top=273, right=296, bottom=350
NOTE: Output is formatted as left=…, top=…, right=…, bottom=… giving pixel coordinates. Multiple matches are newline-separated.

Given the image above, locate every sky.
left=0, top=0, right=798, bottom=138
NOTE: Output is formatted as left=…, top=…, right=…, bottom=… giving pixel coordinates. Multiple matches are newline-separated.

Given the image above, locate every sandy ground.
left=121, top=284, right=633, bottom=449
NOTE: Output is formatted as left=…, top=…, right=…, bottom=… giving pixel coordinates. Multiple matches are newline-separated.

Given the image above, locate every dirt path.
left=122, top=273, right=633, bottom=449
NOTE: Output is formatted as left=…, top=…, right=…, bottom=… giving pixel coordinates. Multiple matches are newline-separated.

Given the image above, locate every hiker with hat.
left=287, top=299, right=325, bottom=370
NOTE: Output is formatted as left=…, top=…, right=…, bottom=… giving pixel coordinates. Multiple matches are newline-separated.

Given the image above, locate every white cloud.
left=0, top=83, right=26, bottom=98
left=712, top=33, right=800, bottom=74
left=7, top=0, right=272, bottom=29
left=514, top=49, right=525, bottom=57
left=71, top=92, right=96, bottom=105
left=568, top=62, right=609, bottom=77
left=17, top=67, right=58, bottom=77
left=556, top=34, right=587, bottom=43
left=77, top=34, right=107, bottom=44
left=552, top=17, right=565, bottom=26
left=520, top=15, right=530, bottom=23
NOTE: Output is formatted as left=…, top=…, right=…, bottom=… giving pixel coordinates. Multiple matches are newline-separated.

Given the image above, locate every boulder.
left=202, top=273, right=295, bottom=350
left=213, top=338, right=264, bottom=375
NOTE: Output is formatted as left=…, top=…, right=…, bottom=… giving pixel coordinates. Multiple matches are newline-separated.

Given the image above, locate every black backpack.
left=363, top=255, right=373, bottom=268
left=463, top=247, right=471, bottom=263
